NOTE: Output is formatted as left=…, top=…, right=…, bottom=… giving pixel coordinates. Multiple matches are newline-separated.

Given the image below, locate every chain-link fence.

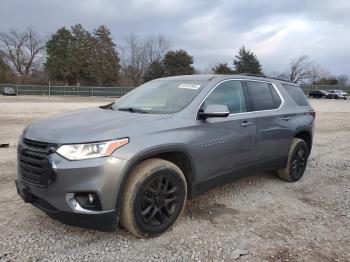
left=0, top=84, right=134, bottom=97
left=1, top=83, right=349, bottom=97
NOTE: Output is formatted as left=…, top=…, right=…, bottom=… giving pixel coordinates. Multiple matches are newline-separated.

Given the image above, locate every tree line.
left=0, top=25, right=348, bottom=86
left=0, top=25, right=195, bottom=86
left=212, top=48, right=348, bottom=86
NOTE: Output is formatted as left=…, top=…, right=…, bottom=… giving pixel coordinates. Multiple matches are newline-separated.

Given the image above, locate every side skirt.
left=190, top=157, right=286, bottom=198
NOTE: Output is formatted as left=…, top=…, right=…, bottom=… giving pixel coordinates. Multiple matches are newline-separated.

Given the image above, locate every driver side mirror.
left=198, top=104, right=230, bottom=119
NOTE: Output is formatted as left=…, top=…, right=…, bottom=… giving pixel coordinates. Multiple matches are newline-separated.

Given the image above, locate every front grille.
left=18, top=138, right=58, bottom=188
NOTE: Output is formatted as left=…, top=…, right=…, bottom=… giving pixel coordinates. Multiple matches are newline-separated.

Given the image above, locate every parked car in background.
left=324, top=91, right=338, bottom=99
left=328, top=90, right=347, bottom=100
left=16, top=74, right=315, bottom=237
left=309, top=90, right=329, bottom=98
left=1, top=86, right=17, bottom=96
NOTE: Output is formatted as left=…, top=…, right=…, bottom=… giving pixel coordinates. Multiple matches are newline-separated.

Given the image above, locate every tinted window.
left=246, top=81, right=277, bottom=111
left=203, top=80, right=246, bottom=113
left=283, top=84, right=310, bottom=106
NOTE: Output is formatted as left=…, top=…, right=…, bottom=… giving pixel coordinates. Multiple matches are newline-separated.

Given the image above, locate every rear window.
left=283, top=84, right=310, bottom=106
left=246, top=81, right=280, bottom=111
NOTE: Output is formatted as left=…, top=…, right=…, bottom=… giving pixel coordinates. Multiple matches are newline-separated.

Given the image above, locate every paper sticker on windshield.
left=178, top=83, right=201, bottom=90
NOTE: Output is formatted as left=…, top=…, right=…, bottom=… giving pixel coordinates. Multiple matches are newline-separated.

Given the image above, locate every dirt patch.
left=188, top=202, right=240, bottom=224
left=267, top=247, right=292, bottom=262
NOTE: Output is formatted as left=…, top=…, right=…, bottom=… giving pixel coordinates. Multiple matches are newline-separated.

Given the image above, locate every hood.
left=23, top=107, right=171, bottom=143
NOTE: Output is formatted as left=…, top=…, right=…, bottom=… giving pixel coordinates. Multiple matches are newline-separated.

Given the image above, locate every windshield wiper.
left=118, top=107, right=148, bottom=114
left=99, top=102, right=115, bottom=110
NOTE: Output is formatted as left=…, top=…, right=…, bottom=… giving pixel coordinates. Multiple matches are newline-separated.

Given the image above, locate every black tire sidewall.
left=133, top=168, right=186, bottom=236
left=288, top=140, right=308, bottom=181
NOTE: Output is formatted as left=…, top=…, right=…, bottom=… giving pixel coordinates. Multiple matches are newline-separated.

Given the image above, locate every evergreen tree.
left=233, top=46, right=263, bottom=74
left=70, top=24, right=94, bottom=86
left=163, top=49, right=194, bottom=76
left=45, top=27, right=74, bottom=84
left=313, top=77, right=338, bottom=85
left=143, top=60, right=165, bottom=82
left=212, top=63, right=233, bottom=74
left=45, top=25, right=94, bottom=85
left=92, top=25, right=120, bottom=86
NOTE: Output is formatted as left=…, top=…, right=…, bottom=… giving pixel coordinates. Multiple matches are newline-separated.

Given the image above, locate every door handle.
left=240, top=121, right=253, bottom=127
left=281, top=115, right=291, bottom=121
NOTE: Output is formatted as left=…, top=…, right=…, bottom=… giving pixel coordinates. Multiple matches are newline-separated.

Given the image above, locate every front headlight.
left=56, top=138, right=129, bottom=160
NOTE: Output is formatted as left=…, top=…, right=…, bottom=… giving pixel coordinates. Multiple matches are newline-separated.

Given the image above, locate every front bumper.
left=16, top=151, right=128, bottom=230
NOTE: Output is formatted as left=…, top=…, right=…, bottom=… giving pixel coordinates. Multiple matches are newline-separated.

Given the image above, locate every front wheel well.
left=151, top=152, right=193, bottom=197
left=120, top=151, right=194, bottom=201
left=295, top=131, right=312, bottom=155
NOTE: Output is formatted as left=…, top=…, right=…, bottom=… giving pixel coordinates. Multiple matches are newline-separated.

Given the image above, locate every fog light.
left=88, top=193, right=94, bottom=204
left=72, top=199, right=78, bottom=208
left=74, top=192, right=102, bottom=211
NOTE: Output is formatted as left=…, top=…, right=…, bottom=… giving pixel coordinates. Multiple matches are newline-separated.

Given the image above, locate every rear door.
left=244, top=80, right=293, bottom=167
left=194, top=80, right=254, bottom=181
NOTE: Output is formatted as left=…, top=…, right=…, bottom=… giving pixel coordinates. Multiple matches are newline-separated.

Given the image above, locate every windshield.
left=112, top=80, right=208, bottom=114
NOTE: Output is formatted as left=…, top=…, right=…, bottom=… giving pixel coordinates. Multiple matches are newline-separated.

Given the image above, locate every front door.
left=193, top=80, right=254, bottom=182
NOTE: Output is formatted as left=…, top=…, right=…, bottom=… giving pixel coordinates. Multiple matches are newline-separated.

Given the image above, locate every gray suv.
left=16, top=74, right=315, bottom=237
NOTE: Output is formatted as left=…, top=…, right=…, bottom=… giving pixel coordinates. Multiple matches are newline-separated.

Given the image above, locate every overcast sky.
left=1, top=0, right=349, bottom=75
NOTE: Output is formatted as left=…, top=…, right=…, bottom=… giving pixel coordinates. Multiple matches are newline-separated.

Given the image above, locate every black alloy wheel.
left=139, top=174, right=179, bottom=226
left=290, top=143, right=308, bottom=180
left=120, top=158, right=187, bottom=237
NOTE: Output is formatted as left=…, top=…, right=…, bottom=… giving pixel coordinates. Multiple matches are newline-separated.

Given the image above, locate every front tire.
left=277, top=138, right=309, bottom=182
left=120, top=158, right=187, bottom=237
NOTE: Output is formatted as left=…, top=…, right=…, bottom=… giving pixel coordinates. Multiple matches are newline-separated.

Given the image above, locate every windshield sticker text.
left=178, top=84, right=201, bottom=90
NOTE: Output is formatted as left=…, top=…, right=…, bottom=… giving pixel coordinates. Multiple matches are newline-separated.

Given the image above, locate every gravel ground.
left=0, top=96, right=349, bottom=262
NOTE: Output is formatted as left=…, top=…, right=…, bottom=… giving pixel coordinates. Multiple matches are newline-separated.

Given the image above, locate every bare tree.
left=143, top=34, right=171, bottom=64
left=309, top=64, right=329, bottom=84
left=288, top=55, right=313, bottom=83
left=338, top=74, right=349, bottom=86
left=0, top=28, right=45, bottom=82
left=265, top=70, right=290, bottom=81
left=119, top=34, right=172, bottom=86
left=120, top=34, right=147, bottom=87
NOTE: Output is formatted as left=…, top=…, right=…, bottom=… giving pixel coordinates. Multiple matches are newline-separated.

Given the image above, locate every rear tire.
left=120, top=158, right=187, bottom=237
left=277, top=138, right=309, bottom=182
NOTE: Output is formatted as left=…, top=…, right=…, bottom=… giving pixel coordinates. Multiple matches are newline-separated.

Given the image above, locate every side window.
left=269, top=84, right=282, bottom=108
left=203, top=80, right=246, bottom=114
left=282, top=84, right=310, bottom=106
left=246, top=81, right=277, bottom=111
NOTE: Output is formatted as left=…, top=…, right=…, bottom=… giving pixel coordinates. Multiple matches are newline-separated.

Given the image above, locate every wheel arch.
left=115, top=146, right=196, bottom=212
left=294, top=130, right=312, bottom=156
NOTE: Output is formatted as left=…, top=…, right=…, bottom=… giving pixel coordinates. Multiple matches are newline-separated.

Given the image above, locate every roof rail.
left=239, top=73, right=266, bottom=77
left=267, top=76, right=295, bottom=84
left=238, top=72, right=295, bottom=84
